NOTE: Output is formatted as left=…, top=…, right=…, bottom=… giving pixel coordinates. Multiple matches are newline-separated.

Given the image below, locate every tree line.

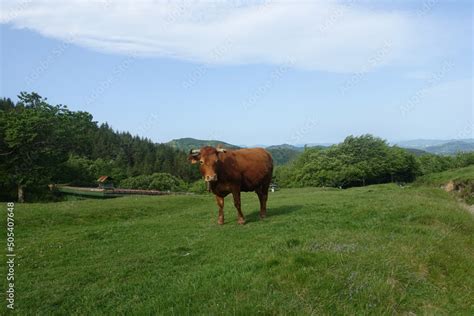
left=0, top=92, right=199, bottom=202
left=274, top=135, right=474, bottom=188
left=1, top=93, right=472, bottom=202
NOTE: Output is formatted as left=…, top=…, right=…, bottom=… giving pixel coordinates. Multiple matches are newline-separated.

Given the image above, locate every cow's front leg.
left=232, top=190, right=245, bottom=225
left=215, top=195, right=225, bottom=225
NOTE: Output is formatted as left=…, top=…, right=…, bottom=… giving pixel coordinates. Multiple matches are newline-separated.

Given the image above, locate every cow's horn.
left=216, top=147, right=226, bottom=153
left=190, top=149, right=200, bottom=156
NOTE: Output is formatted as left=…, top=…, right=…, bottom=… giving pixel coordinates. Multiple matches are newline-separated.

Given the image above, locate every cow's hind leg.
left=215, top=195, right=225, bottom=225
left=256, top=185, right=269, bottom=219
left=232, top=190, right=245, bottom=225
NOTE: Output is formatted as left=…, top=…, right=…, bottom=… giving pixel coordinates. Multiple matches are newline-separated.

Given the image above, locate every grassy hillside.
left=166, top=138, right=240, bottom=152
left=416, top=165, right=474, bottom=187
left=416, top=166, right=474, bottom=205
left=7, top=184, right=474, bottom=314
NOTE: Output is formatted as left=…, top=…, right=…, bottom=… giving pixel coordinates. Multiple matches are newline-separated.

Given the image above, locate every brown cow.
left=188, top=146, right=273, bottom=225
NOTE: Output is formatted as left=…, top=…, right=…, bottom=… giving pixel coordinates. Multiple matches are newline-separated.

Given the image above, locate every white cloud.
left=0, top=0, right=452, bottom=72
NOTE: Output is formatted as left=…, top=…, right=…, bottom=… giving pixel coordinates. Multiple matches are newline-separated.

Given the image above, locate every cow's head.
left=188, top=146, right=226, bottom=183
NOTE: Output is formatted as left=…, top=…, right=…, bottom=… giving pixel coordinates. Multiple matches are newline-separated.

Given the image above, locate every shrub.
left=188, top=180, right=208, bottom=194
left=274, top=135, right=420, bottom=188
left=119, top=173, right=186, bottom=191
left=148, top=173, right=186, bottom=191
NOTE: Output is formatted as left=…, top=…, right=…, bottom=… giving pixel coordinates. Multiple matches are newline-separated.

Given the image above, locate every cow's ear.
left=188, top=150, right=201, bottom=164
left=188, top=154, right=200, bottom=164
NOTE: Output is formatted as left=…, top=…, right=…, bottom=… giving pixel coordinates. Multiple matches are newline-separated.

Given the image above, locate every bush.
left=274, top=137, right=474, bottom=190
left=119, top=173, right=187, bottom=191
left=148, top=173, right=186, bottom=191
left=274, top=164, right=297, bottom=188
left=274, top=135, right=420, bottom=188
left=188, top=180, right=208, bottom=194
left=417, top=152, right=474, bottom=175
left=119, top=175, right=151, bottom=190
left=53, top=155, right=129, bottom=187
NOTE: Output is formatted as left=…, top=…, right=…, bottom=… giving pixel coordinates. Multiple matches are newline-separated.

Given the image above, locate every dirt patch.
left=443, top=181, right=455, bottom=192
left=442, top=179, right=474, bottom=204
left=442, top=179, right=474, bottom=215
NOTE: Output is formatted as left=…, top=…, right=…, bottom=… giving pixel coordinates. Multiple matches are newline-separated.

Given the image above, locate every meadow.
left=4, top=181, right=474, bottom=314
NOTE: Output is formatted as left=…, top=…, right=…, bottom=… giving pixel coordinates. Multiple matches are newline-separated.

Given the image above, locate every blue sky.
left=1, top=0, right=472, bottom=145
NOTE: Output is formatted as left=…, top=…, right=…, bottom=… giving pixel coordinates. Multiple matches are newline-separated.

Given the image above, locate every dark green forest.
left=0, top=93, right=199, bottom=202
left=1, top=92, right=473, bottom=202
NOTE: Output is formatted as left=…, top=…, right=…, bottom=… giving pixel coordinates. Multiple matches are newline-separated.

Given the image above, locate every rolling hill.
left=425, top=141, right=474, bottom=155
left=396, top=139, right=456, bottom=148
left=265, top=145, right=303, bottom=165
left=166, top=138, right=474, bottom=164
left=404, top=147, right=428, bottom=156
left=266, top=144, right=304, bottom=152
left=397, top=139, right=474, bottom=155
left=167, top=139, right=303, bottom=165
left=166, top=137, right=240, bottom=152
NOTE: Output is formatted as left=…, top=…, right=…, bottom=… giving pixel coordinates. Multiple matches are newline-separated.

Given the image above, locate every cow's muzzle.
left=204, top=175, right=217, bottom=192
left=205, top=175, right=218, bottom=182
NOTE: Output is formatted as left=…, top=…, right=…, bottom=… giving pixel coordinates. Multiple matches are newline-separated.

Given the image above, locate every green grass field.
left=4, top=182, right=474, bottom=314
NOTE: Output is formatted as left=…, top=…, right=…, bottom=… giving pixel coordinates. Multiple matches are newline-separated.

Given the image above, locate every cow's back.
left=231, top=148, right=273, bottom=191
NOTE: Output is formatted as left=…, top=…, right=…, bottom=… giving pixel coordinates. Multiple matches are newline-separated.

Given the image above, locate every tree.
left=0, top=93, right=85, bottom=201
left=0, top=92, right=210, bottom=201
left=276, top=135, right=420, bottom=189
left=119, top=173, right=186, bottom=191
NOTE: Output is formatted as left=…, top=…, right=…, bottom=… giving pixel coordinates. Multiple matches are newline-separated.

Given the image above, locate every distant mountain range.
left=265, top=144, right=304, bottom=152
left=167, top=138, right=303, bottom=164
left=395, top=139, right=474, bottom=155
left=167, top=138, right=474, bottom=163
left=403, top=148, right=428, bottom=156
left=265, top=144, right=304, bottom=164
left=423, top=141, right=474, bottom=155
left=395, top=139, right=474, bottom=148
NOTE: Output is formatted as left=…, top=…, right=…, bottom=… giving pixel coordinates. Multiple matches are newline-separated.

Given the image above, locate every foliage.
left=0, top=93, right=200, bottom=201
left=274, top=135, right=474, bottom=189
left=3, top=93, right=474, bottom=202
left=275, top=135, right=420, bottom=188
left=188, top=179, right=208, bottom=194
left=266, top=146, right=302, bottom=165
left=273, top=163, right=296, bottom=188
left=417, top=152, right=474, bottom=175
left=415, top=165, right=474, bottom=187
left=416, top=165, right=474, bottom=205
left=0, top=93, right=95, bottom=201
left=85, top=124, right=199, bottom=181
left=119, top=173, right=187, bottom=191
left=55, top=155, right=126, bottom=187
